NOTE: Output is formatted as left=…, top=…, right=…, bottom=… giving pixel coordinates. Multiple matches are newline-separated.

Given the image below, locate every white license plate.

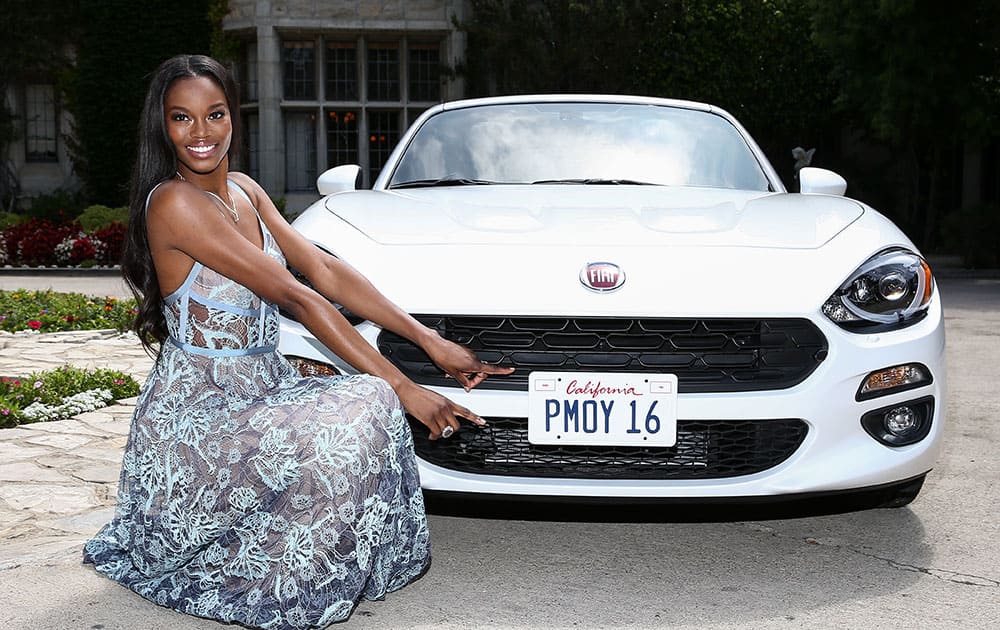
left=527, top=372, right=678, bottom=447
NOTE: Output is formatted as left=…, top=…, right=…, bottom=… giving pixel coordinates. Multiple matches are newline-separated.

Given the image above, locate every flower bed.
left=0, top=207, right=127, bottom=267
left=0, top=289, right=137, bottom=333
left=0, top=365, right=140, bottom=428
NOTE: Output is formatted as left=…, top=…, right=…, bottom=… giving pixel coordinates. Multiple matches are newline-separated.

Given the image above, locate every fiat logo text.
left=580, top=262, right=625, bottom=293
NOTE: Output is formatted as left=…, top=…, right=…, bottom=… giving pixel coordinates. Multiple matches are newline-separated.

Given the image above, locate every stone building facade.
left=223, top=0, right=468, bottom=211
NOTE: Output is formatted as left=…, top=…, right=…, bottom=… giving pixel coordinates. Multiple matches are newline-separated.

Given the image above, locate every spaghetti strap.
left=227, top=178, right=257, bottom=211
left=143, top=181, right=167, bottom=213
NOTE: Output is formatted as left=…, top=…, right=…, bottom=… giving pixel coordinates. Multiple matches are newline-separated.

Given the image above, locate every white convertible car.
left=279, top=95, right=945, bottom=507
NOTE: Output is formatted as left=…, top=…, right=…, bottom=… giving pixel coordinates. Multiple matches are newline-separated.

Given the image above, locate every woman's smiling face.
left=164, top=76, right=232, bottom=176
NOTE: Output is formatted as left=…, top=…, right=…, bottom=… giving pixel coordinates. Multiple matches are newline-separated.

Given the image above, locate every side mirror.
left=317, top=165, right=361, bottom=195
left=799, top=167, right=847, bottom=196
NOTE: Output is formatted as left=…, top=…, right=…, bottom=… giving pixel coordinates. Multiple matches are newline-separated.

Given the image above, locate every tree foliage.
left=809, top=0, right=1000, bottom=247
left=459, top=1, right=648, bottom=95
left=458, top=0, right=1000, bottom=250
left=66, top=0, right=212, bottom=204
left=459, top=0, right=836, bottom=185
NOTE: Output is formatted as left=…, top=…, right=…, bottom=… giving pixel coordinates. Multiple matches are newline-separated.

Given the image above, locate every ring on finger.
left=441, top=425, right=455, bottom=438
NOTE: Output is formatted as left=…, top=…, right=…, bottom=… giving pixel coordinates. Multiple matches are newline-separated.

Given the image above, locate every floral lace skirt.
left=84, top=344, right=430, bottom=629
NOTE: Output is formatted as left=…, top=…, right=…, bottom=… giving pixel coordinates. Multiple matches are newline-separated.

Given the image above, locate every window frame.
left=24, top=83, right=59, bottom=163
left=267, top=33, right=445, bottom=191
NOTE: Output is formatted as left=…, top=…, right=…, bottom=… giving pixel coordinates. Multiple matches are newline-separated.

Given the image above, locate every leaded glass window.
left=367, top=43, right=399, bottom=101
left=367, top=110, right=399, bottom=183
left=325, top=42, right=357, bottom=101
left=25, top=84, right=57, bottom=162
left=327, top=110, right=359, bottom=167
left=283, top=41, right=316, bottom=100
left=408, top=45, right=440, bottom=103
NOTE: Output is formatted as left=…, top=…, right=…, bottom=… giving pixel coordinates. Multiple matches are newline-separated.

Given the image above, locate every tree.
left=637, top=1, right=837, bottom=181
left=458, top=1, right=837, bottom=185
left=67, top=0, right=213, bottom=204
left=809, top=0, right=1000, bottom=248
left=459, top=0, right=649, bottom=95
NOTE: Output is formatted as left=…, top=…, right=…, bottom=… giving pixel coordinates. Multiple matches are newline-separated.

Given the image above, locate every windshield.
left=388, top=102, right=771, bottom=191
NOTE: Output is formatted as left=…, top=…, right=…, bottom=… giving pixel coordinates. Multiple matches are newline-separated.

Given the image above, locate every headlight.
left=822, top=248, right=933, bottom=330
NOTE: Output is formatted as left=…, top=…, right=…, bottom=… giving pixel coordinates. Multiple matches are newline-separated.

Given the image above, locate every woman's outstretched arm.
left=229, top=172, right=514, bottom=391
left=147, top=177, right=507, bottom=438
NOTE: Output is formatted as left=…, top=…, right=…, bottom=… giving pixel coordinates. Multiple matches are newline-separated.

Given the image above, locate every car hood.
left=294, top=185, right=913, bottom=317
left=324, top=186, right=865, bottom=249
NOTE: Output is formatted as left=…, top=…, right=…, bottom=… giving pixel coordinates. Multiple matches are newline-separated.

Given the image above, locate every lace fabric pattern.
left=83, top=182, right=430, bottom=629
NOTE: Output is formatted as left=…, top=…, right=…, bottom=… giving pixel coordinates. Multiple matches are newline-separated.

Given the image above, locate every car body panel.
left=289, top=196, right=904, bottom=318
left=320, top=186, right=863, bottom=249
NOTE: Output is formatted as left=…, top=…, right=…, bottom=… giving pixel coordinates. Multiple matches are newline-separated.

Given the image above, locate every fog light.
left=861, top=396, right=934, bottom=447
left=857, top=363, right=932, bottom=400
left=884, top=406, right=918, bottom=435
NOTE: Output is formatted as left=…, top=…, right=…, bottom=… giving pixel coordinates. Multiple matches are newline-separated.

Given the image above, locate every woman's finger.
left=450, top=400, right=486, bottom=426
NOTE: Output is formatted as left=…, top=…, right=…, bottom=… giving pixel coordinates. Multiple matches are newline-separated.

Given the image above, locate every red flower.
left=27, top=320, right=42, bottom=330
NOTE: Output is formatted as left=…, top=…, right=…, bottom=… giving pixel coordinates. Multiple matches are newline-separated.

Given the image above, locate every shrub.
left=3, top=218, right=82, bottom=266
left=1, top=214, right=126, bottom=267
left=94, top=222, right=127, bottom=265
left=54, top=231, right=106, bottom=266
left=0, top=365, right=140, bottom=428
left=77, top=204, right=129, bottom=231
left=25, top=189, right=86, bottom=222
left=0, top=213, right=25, bottom=230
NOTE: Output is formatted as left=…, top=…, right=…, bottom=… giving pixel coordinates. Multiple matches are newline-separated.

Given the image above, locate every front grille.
left=411, top=417, right=808, bottom=479
left=380, top=316, right=827, bottom=393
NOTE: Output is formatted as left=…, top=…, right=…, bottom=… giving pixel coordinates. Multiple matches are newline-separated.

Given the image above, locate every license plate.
left=528, top=372, right=678, bottom=447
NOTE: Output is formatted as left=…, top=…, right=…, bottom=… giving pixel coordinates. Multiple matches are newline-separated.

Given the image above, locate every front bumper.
left=277, top=298, right=946, bottom=499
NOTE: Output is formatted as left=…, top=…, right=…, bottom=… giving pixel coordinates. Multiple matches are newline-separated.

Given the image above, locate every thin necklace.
left=175, top=171, right=239, bottom=223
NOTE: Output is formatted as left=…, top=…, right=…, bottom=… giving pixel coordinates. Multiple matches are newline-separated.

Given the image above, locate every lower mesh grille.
left=411, top=417, right=808, bottom=480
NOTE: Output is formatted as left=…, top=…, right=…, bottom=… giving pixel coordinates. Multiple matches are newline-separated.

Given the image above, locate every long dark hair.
left=122, top=54, right=242, bottom=354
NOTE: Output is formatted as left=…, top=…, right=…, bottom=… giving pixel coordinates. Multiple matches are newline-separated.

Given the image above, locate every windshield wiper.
left=390, top=177, right=497, bottom=189
left=530, top=178, right=658, bottom=186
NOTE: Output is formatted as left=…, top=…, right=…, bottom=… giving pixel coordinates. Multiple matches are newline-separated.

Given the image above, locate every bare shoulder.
left=146, top=179, right=200, bottom=214
left=146, top=179, right=204, bottom=219
left=146, top=180, right=227, bottom=245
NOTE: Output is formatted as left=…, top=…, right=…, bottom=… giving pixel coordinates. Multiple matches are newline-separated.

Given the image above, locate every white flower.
left=20, top=388, right=113, bottom=422
left=54, top=231, right=106, bottom=265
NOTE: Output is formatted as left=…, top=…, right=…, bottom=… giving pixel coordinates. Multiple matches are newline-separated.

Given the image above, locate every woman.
left=83, top=54, right=509, bottom=629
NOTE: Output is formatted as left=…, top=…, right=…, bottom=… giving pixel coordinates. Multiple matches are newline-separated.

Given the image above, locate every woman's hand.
left=423, top=333, right=514, bottom=391
left=396, top=381, right=485, bottom=440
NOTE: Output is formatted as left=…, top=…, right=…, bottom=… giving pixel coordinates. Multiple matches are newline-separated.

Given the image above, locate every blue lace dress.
left=83, top=180, right=430, bottom=629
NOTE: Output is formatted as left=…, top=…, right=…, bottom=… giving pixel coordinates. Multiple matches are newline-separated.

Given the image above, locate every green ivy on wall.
left=67, top=0, right=213, bottom=205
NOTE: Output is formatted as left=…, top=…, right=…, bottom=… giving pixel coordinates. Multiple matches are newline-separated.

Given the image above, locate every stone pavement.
left=0, top=329, right=153, bottom=571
